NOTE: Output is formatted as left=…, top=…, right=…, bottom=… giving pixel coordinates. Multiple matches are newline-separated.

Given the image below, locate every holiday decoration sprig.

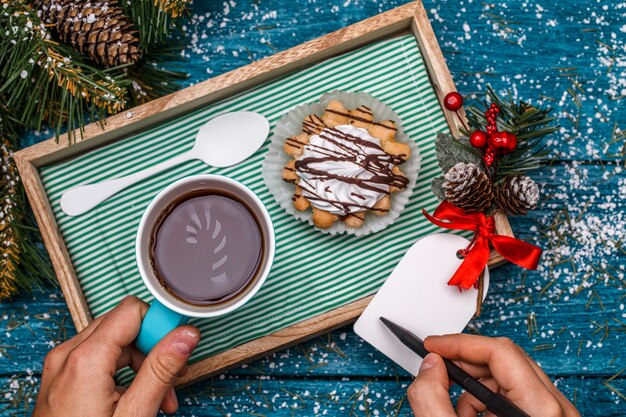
left=433, top=86, right=558, bottom=215
left=427, top=86, right=556, bottom=314
left=0, top=0, right=191, bottom=301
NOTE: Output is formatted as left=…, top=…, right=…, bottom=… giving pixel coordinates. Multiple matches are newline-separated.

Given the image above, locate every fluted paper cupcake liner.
left=262, top=90, right=421, bottom=236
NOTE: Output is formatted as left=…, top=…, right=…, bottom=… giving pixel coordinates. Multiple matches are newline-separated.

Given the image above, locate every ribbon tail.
left=422, top=208, right=483, bottom=232
left=447, top=236, right=491, bottom=290
left=422, top=209, right=458, bottom=231
left=491, top=235, right=542, bottom=270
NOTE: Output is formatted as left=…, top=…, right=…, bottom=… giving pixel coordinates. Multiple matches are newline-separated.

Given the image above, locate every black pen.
left=379, top=317, right=530, bottom=417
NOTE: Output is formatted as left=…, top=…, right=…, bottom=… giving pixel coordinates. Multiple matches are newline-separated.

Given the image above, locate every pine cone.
left=38, top=0, right=141, bottom=68
left=495, top=175, right=540, bottom=215
left=443, top=162, right=493, bottom=213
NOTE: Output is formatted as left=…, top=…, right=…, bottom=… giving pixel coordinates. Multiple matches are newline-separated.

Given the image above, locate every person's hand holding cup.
left=33, top=175, right=274, bottom=417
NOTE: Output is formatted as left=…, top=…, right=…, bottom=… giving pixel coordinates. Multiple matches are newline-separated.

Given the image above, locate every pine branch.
left=1, top=123, right=55, bottom=301
left=468, top=85, right=559, bottom=139
left=0, top=1, right=129, bottom=142
left=123, top=47, right=189, bottom=106
left=120, top=0, right=191, bottom=50
left=154, top=0, right=189, bottom=18
left=464, top=84, right=558, bottom=182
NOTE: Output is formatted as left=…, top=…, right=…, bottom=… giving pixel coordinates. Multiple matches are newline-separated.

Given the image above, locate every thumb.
left=407, top=353, right=456, bottom=417
left=117, top=326, right=200, bottom=417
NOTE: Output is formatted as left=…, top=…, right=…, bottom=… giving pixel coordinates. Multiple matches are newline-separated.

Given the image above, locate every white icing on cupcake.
left=295, top=125, right=406, bottom=215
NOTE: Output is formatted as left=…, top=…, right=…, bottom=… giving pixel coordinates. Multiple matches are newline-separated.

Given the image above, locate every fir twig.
left=464, top=84, right=558, bottom=183
left=124, top=47, right=189, bottom=106
left=0, top=1, right=128, bottom=142
left=0, top=0, right=191, bottom=143
left=120, top=0, right=191, bottom=50
left=603, top=368, right=626, bottom=401
left=0, top=126, right=55, bottom=299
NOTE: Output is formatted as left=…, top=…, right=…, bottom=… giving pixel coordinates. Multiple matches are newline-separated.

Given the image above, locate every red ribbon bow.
left=423, top=201, right=542, bottom=290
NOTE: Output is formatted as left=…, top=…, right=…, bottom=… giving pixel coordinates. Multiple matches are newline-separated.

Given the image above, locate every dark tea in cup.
left=135, top=174, right=274, bottom=353
left=149, top=190, right=265, bottom=306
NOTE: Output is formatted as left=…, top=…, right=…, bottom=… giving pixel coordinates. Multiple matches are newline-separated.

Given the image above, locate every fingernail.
left=172, top=329, right=199, bottom=356
left=419, top=353, right=438, bottom=372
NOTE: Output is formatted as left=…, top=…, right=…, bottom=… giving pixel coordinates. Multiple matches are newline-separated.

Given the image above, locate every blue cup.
left=134, top=175, right=275, bottom=354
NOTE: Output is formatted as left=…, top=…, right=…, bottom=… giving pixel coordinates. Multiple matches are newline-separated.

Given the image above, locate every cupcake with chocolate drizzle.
left=264, top=91, right=420, bottom=235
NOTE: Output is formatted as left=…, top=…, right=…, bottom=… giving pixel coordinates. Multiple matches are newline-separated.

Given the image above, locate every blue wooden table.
left=4, top=1, right=626, bottom=415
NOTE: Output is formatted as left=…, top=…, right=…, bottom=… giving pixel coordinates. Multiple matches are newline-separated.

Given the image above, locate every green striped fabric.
left=39, top=35, right=451, bottom=383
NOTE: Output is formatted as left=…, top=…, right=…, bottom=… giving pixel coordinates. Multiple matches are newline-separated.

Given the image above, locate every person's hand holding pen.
left=407, top=334, right=580, bottom=417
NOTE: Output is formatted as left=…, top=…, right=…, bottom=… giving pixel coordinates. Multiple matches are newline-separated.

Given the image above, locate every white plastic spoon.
left=60, top=111, right=270, bottom=217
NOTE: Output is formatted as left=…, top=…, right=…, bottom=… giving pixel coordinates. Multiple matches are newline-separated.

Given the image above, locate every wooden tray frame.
left=15, top=1, right=513, bottom=386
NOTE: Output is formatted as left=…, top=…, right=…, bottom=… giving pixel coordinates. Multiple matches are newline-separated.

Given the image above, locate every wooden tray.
left=15, top=1, right=512, bottom=386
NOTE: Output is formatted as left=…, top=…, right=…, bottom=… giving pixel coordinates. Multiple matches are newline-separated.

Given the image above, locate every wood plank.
left=0, top=374, right=619, bottom=416
left=170, top=377, right=611, bottom=417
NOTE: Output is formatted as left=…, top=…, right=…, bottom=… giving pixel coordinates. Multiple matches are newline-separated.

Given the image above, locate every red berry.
left=490, top=103, right=498, bottom=109
left=469, top=131, right=488, bottom=148
left=444, top=92, right=463, bottom=111
left=488, top=131, right=517, bottom=154
left=483, top=150, right=496, bottom=167
left=504, top=132, right=517, bottom=152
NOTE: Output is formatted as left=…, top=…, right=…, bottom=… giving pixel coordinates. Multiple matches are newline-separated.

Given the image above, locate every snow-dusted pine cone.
left=494, top=175, right=540, bottom=215
left=38, top=0, right=141, bottom=68
left=443, top=162, right=493, bottom=213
